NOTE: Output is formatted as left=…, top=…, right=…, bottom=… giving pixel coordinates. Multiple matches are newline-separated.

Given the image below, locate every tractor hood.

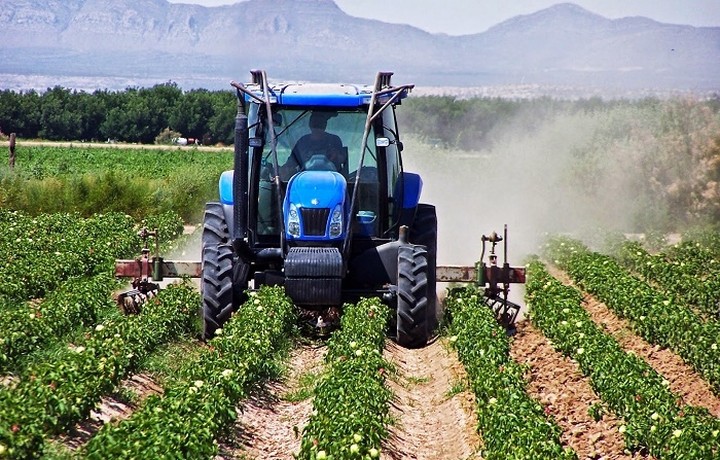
left=283, top=171, right=347, bottom=242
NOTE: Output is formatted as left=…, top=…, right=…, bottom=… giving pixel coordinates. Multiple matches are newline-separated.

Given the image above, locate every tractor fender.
left=395, top=172, right=423, bottom=228
left=219, top=170, right=234, bottom=205
left=399, top=172, right=423, bottom=208
left=347, top=239, right=403, bottom=287
left=218, top=170, right=236, bottom=238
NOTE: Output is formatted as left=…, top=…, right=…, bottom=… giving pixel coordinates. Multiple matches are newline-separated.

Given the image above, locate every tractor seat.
left=304, top=154, right=338, bottom=172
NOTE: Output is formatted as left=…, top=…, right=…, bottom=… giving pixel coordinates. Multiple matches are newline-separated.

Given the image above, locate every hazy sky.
left=167, top=0, right=720, bottom=35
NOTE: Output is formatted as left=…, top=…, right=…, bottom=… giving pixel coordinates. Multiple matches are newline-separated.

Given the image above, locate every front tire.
left=396, top=244, right=431, bottom=348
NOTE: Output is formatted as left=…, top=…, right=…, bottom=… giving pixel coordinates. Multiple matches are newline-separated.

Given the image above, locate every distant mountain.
left=0, top=0, right=718, bottom=91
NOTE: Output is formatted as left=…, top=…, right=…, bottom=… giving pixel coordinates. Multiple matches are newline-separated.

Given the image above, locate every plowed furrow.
left=217, top=343, right=325, bottom=459
left=548, top=265, right=720, bottom=418
left=510, top=321, right=645, bottom=459
left=383, top=339, right=481, bottom=460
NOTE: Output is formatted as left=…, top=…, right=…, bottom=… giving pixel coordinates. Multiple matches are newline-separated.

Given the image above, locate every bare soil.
left=510, top=321, right=646, bottom=460
left=216, top=343, right=326, bottom=460
left=382, top=339, right=482, bottom=460
left=548, top=265, right=720, bottom=418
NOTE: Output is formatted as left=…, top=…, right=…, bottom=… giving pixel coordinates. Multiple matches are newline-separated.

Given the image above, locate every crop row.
left=0, top=282, right=198, bottom=459
left=12, top=146, right=232, bottom=179
left=83, top=286, right=296, bottom=459
left=445, top=286, right=577, bottom=460
left=3, top=146, right=232, bottom=221
left=664, top=239, right=720, bottom=278
left=526, top=260, right=720, bottom=458
left=681, top=229, right=720, bottom=258
left=0, top=210, right=183, bottom=304
left=0, top=274, right=116, bottom=374
left=545, top=237, right=720, bottom=395
left=298, top=298, right=391, bottom=460
left=615, top=240, right=720, bottom=317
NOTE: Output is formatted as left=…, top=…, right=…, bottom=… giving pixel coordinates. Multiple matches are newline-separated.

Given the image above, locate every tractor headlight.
left=288, top=204, right=301, bottom=237
left=329, top=205, right=343, bottom=238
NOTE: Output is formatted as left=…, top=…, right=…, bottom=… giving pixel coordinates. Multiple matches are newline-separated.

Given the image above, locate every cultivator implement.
left=115, top=225, right=525, bottom=329
left=115, top=228, right=162, bottom=314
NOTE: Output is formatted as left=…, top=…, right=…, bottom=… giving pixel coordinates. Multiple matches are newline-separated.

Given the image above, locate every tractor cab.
left=250, top=106, right=391, bottom=244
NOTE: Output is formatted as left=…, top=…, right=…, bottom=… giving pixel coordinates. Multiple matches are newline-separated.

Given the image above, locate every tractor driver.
left=281, top=112, right=345, bottom=178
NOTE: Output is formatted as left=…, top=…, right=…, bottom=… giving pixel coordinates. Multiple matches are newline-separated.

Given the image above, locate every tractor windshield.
left=256, top=108, right=382, bottom=237
left=266, top=109, right=377, bottom=180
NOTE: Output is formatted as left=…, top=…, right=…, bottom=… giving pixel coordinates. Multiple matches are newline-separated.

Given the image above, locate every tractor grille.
left=301, top=208, right=330, bottom=236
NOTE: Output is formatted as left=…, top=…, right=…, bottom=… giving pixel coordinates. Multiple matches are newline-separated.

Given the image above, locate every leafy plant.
left=446, top=286, right=577, bottom=460
left=83, top=287, right=296, bottom=459
left=0, top=282, right=199, bottom=459
left=526, top=259, right=720, bottom=458
left=299, top=298, right=391, bottom=460
left=544, top=236, right=720, bottom=395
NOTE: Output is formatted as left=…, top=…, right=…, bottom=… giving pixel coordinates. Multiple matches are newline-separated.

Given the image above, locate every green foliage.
left=526, top=259, right=720, bottom=458
left=0, top=275, right=117, bottom=374
left=615, top=240, right=720, bottom=317
left=544, top=236, right=720, bottom=395
left=0, top=146, right=231, bottom=221
left=299, top=298, right=391, bottom=460
left=0, top=211, right=141, bottom=302
left=83, top=287, right=296, bottom=459
left=446, top=286, right=577, bottom=460
left=0, top=84, right=234, bottom=144
left=0, top=283, right=199, bottom=459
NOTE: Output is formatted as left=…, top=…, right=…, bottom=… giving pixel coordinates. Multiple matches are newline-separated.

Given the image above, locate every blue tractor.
left=203, top=70, right=438, bottom=347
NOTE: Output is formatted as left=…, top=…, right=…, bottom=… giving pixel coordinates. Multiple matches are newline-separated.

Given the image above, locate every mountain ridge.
left=1, top=0, right=718, bottom=91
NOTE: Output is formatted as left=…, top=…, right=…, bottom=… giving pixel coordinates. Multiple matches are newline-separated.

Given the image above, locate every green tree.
left=39, top=86, right=83, bottom=140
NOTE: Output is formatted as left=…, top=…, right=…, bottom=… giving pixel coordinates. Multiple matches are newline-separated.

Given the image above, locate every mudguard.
left=219, top=170, right=234, bottom=205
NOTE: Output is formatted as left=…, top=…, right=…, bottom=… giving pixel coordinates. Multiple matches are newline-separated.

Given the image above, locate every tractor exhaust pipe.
left=232, top=83, right=251, bottom=257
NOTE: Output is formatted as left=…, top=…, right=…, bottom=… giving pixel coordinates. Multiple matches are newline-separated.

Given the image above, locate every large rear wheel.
left=202, top=202, right=229, bottom=247
left=201, top=202, right=247, bottom=339
left=409, top=204, right=438, bottom=335
left=396, top=244, right=431, bottom=348
left=202, top=244, right=234, bottom=339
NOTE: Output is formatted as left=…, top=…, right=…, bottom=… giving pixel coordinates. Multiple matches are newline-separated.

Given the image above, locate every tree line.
left=1, top=83, right=718, bottom=150
left=0, top=83, right=236, bottom=145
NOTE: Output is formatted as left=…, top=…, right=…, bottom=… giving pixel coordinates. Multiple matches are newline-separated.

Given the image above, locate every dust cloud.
left=166, top=227, right=202, bottom=260
left=401, top=109, right=644, bottom=267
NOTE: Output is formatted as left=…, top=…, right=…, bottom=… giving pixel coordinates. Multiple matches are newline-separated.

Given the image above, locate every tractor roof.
left=242, top=81, right=412, bottom=108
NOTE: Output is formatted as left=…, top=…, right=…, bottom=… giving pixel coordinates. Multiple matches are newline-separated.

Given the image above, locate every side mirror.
left=375, top=137, right=403, bottom=151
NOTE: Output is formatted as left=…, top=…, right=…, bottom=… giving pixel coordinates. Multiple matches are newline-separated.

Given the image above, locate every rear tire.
left=202, top=244, right=234, bottom=339
left=201, top=202, right=248, bottom=339
left=202, top=202, right=229, bottom=247
left=396, top=244, right=431, bottom=348
left=409, top=204, right=438, bottom=336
